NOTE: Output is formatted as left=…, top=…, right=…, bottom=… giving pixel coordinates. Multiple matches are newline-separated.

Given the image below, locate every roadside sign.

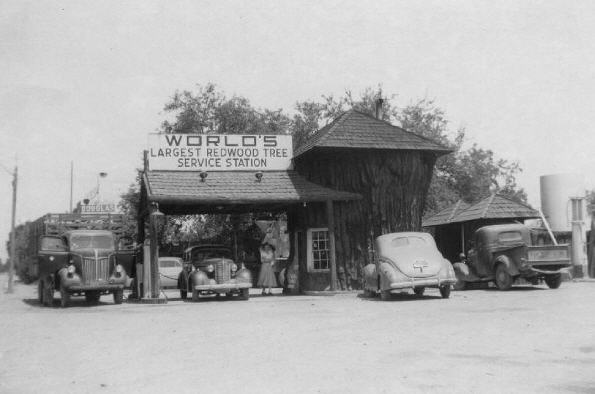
left=147, top=134, right=293, bottom=171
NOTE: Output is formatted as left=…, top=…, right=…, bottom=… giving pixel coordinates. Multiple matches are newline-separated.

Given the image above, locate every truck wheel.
left=60, top=285, right=70, bottom=308
left=85, top=291, right=101, bottom=304
left=192, top=289, right=199, bottom=302
left=439, top=284, right=451, bottom=298
left=113, top=289, right=124, bottom=304
left=413, top=287, right=425, bottom=296
left=37, top=281, right=43, bottom=305
left=380, top=290, right=392, bottom=301
left=495, top=264, right=513, bottom=291
left=43, top=280, right=54, bottom=307
left=362, top=288, right=375, bottom=298
left=453, top=278, right=467, bottom=291
left=180, top=290, right=187, bottom=299
left=239, top=288, right=250, bottom=300
left=545, top=274, right=562, bottom=289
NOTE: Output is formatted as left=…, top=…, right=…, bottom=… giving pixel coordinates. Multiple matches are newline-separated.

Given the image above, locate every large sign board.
left=147, top=134, right=293, bottom=171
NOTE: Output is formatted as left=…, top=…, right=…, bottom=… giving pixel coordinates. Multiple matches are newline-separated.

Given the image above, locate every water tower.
left=540, top=173, right=587, bottom=276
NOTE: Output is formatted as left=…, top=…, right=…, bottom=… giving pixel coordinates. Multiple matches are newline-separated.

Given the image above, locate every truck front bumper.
left=524, top=266, right=571, bottom=275
left=66, top=284, right=125, bottom=292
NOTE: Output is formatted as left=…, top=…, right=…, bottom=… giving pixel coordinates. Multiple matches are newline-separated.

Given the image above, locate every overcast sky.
left=1, top=0, right=594, bottom=261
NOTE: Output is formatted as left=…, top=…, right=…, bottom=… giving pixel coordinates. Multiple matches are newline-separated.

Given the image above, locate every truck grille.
left=215, top=260, right=231, bottom=284
left=82, top=257, right=110, bottom=284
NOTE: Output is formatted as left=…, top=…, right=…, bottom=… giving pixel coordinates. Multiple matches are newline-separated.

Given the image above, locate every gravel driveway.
left=1, top=275, right=594, bottom=394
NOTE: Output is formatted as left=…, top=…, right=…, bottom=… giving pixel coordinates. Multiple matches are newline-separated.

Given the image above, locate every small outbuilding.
left=423, top=194, right=541, bottom=263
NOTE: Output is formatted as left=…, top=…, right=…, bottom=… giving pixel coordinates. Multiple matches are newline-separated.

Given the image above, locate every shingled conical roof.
left=422, top=200, right=471, bottom=227
left=294, top=110, right=452, bottom=157
left=423, top=194, right=540, bottom=227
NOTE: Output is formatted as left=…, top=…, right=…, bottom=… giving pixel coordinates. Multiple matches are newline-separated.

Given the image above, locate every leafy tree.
left=161, top=83, right=291, bottom=135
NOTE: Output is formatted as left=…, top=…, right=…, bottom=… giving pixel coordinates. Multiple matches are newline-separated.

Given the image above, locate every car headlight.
left=67, top=265, right=76, bottom=274
left=231, top=263, right=238, bottom=272
left=207, top=264, right=214, bottom=273
left=115, top=265, right=123, bottom=273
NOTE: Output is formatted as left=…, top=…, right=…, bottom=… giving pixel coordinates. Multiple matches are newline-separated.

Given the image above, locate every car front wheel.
left=239, top=288, right=250, bottom=300
left=192, top=289, right=199, bottom=302
left=439, top=284, right=451, bottom=298
left=380, top=290, right=391, bottom=301
left=495, top=264, right=513, bottom=290
left=413, top=287, right=425, bottom=297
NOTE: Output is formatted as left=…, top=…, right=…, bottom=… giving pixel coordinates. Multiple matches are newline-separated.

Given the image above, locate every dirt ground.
left=1, top=275, right=594, bottom=394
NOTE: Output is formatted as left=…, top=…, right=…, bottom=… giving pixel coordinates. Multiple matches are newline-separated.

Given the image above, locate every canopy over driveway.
left=137, top=169, right=362, bottom=298
left=142, top=170, right=362, bottom=214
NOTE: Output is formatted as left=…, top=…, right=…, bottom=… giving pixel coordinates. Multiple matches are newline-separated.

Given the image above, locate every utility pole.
left=7, top=166, right=17, bottom=293
left=69, top=161, right=73, bottom=213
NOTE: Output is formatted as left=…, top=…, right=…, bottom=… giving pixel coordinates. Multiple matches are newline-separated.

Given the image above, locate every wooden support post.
left=326, top=199, right=338, bottom=291
left=149, top=203, right=164, bottom=298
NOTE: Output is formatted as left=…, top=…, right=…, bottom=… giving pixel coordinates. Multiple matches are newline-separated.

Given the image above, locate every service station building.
left=138, top=110, right=450, bottom=297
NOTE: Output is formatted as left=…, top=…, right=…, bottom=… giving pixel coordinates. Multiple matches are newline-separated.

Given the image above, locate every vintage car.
left=363, top=232, right=456, bottom=300
left=177, top=245, right=252, bottom=301
left=454, top=224, right=571, bottom=290
left=158, top=257, right=184, bottom=289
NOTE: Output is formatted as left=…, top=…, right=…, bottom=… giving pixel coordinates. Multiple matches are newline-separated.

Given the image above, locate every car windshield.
left=159, top=259, right=182, bottom=268
left=70, top=235, right=114, bottom=250
left=390, top=236, right=427, bottom=248
left=191, top=248, right=232, bottom=262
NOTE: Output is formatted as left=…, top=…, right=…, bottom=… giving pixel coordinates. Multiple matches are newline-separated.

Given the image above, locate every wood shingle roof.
left=294, top=110, right=452, bottom=157
left=144, top=170, right=362, bottom=206
left=422, top=194, right=540, bottom=227
left=422, top=200, right=471, bottom=227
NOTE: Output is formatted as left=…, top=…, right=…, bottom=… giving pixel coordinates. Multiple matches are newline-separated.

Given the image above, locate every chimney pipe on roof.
left=375, top=97, right=384, bottom=119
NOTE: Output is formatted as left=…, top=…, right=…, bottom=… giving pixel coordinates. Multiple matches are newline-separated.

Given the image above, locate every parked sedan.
left=178, top=245, right=252, bottom=301
left=363, top=232, right=456, bottom=300
left=158, top=257, right=184, bottom=289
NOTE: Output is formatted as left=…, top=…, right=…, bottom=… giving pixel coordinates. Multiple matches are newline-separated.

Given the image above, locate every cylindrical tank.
left=540, top=173, right=586, bottom=232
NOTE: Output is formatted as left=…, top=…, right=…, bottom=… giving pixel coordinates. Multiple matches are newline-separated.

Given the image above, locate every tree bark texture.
left=294, top=149, right=437, bottom=285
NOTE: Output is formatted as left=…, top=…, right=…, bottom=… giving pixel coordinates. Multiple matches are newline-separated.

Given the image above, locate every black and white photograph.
left=1, top=1, right=594, bottom=393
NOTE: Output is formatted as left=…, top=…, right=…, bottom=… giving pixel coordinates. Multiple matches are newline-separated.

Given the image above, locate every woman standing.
left=257, top=243, right=277, bottom=295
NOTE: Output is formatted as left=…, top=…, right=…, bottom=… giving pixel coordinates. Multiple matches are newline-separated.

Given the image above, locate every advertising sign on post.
left=147, top=134, right=293, bottom=171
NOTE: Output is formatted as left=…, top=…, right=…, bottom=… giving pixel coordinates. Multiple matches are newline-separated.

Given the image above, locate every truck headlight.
left=116, top=265, right=123, bottom=273
left=231, top=263, right=238, bottom=272
left=67, top=265, right=76, bottom=274
left=207, top=264, right=214, bottom=273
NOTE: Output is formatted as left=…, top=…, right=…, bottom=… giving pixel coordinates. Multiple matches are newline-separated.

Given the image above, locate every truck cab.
left=37, top=230, right=132, bottom=307
left=454, top=224, right=571, bottom=290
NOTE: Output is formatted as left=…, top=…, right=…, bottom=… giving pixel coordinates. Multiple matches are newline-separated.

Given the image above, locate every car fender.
left=235, top=268, right=252, bottom=284
left=439, top=259, right=456, bottom=280
left=494, top=255, right=519, bottom=276
left=362, top=264, right=377, bottom=290
left=378, top=262, right=403, bottom=291
left=190, top=270, right=209, bottom=287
